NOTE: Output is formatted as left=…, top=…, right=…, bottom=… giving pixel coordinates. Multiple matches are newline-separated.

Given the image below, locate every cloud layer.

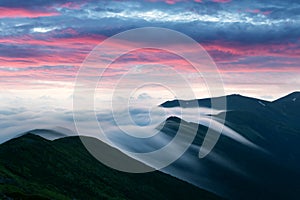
left=0, top=0, right=299, bottom=99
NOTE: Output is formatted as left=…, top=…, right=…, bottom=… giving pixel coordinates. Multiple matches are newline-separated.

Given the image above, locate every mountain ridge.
left=0, top=133, right=221, bottom=200
left=159, top=110, right=300, bottom=200
left=160, top=91, right=299, bottom=108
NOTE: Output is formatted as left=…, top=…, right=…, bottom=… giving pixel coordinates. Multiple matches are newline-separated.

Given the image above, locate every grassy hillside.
left=0, top=133, right=221, bottom=200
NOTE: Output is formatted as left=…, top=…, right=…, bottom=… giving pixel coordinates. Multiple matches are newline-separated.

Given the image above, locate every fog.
left=0, top=95, right=271, bottom=199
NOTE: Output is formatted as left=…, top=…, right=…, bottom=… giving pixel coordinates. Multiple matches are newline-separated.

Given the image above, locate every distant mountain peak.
left=165, top=116, right=182, bottom=123
left=5, top=132, right=49, bottom=146
left=289, top=91, right=300, bottom=95
left=160, top=92, right=300, bottom=109
left=15, top=128, right=74, bottom=141
left=272, top=91, right=300, bottom=103
left=17, top=132, right=44, bottom=140
left=227, top=93, right=242, bottom=97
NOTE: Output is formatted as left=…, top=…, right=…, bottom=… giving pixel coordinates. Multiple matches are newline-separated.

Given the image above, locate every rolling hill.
left=0, top=133, right=221, bottom=200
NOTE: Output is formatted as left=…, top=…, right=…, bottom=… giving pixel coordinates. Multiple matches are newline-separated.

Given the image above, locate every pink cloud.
left=0, top=33, right=107, bottom=77
left=202, top=40, right=300, bottom=60
left=60, top=2, right=83, bottom=9
left=0, top=7, right=60, bottom=18
left=1, top=32, right=300, bottom=86
left=218, top=63, right=300, bottom=73
left=211, top=0, right=231, bottom=3
left=0, top=34, right=105, bottom=48
left=200, top=40, right=300, bottom=72
left=146, top=0, right=183, bottom=4
left=245, top=9, right=272, bottom=15
left=146, top=0, right=202, bottom=3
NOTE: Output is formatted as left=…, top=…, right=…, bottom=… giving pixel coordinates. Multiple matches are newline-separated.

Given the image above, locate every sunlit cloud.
left=0, top=7, right=60, bottom=18
left=0, top=0, right=299, bottom=100
left=32, top=27, right=58, bottom=33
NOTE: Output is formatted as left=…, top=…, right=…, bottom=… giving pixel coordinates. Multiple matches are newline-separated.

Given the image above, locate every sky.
left=0, top=0, right=300, bottom=108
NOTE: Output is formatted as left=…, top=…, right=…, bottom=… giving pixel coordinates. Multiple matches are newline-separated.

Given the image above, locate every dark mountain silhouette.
left=17, top=128, right=69, bottom=140
left=160, top=92, right=300, bottom=129
left=158, top=92, right=300, bottom=199
left=160, top=92, right=300, bottom=110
